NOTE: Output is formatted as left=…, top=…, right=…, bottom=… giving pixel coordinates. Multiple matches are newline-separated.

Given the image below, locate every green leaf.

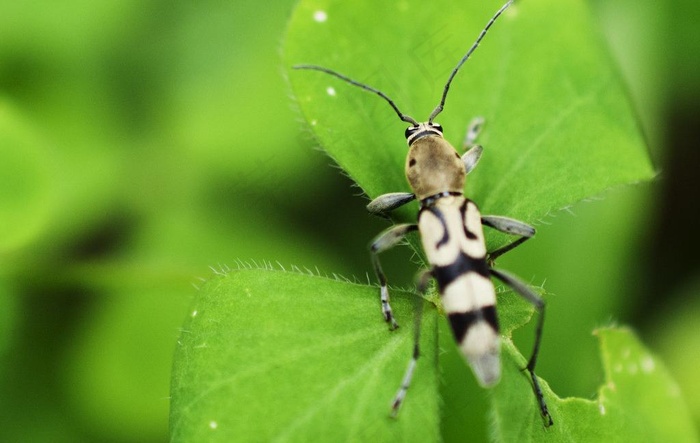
left=0, top=100, right=55, bottom=255
left=63, top=284, right=192, bottom=442
left=281, top=0, right=679, bottom=437
left=170, top=269, right=440, bottom=442
left=284, top=0, right=654, bottom=249
left=0, top=277, right=18, bottom=361
left=651, top=276, right=700, bottom=429
left=491, top=327, right=698, bottom=442
left=170, top=272, right=697, bottom=441
left=170, top=0, right=685, bottom=440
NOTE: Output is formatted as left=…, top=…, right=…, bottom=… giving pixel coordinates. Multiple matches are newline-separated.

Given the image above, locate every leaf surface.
left=168, top=0, right=695, bottom=441
left=284, top=0, right=654, bottom=248
left=170, top=270, right=440, bottom=442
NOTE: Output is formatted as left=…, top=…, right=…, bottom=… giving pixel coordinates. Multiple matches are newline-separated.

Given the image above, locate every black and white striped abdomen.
left=418, top=196, right=501, bottom=387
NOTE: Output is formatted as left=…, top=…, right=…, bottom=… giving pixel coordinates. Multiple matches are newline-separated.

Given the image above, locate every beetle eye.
left=431, top=123, right=443, bottom=133
left=405, top=126, right=419, bottom=139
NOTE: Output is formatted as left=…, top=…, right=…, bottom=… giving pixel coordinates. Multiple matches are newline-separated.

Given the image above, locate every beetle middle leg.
left=367, top=192, right=415, bottom=218
left=370, top=223, right=418, bottom=329
left=482, top=215, right=536, bottom=263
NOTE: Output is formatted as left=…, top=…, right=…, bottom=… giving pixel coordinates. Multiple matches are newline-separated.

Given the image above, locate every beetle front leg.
left=463, top=116, right=485, bottom=150
left=462, top=117, right=485, bottom=174
left=367, top=192, right=416, bottom=218
left=369, top=223, right=418, bottom=329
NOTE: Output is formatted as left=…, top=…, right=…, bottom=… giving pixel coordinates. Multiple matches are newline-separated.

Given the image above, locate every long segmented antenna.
left=428, top=0, right=514, bottom=123
left=294, top=0, right=514, bottom=126
left=293, top=64, right=419, bottom=126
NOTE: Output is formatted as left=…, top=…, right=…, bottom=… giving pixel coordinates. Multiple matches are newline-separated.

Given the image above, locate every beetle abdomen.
left=419, top=196, right=501, bottom=386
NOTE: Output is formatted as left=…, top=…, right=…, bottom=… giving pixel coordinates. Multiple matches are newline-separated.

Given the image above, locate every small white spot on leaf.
left=209, top=420, right=218, bottom=429
left=310, top=119, right=317, bottom=126
left=326, top=86, right=336, bottom=97
left=313, top=10, right=327, bottom=22
left=191, top=310, right=198, bottom=318
left=641, top=355, right=655, bottom=373
left=599, top=402, right=606, bottom=415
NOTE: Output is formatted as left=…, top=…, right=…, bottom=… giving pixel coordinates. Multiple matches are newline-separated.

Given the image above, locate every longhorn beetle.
left=294, top=0, right=553, bottom=426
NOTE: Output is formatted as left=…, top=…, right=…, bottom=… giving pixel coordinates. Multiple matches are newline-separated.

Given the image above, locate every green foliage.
left=492, top=327, right=697, bottom=442
left=171, top=270, right=697, bottom=441
left=169, top=0, right=696, bottom=439
left=285, top=0, right=654, bottom=248
left=170, top=269, right=538, bottom=441
left=2, top=0, right=698, bottom=442
left=651, top=277, right=700, bottom=430
left=0, top=102, right=54, bottom=255
left=0, top=1, right=339, bottom=441
left=170, top=270, right=439, bottom=442
left=154, top=0, right=696, bottom=440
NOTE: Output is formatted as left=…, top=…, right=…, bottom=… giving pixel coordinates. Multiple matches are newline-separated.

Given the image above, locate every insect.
left=294, top=0, right=553, bottom=427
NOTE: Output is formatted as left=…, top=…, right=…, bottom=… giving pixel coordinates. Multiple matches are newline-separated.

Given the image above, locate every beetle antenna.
left=428, top=0, right=514, bottom=123
left=293, top=64, right=419, bottom=125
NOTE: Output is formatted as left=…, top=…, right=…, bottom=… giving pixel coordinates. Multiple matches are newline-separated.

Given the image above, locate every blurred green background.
left=0, top=0, right=697, bottom=442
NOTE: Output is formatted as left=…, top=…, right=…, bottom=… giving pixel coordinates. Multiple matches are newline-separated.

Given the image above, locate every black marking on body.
left=481, top=305, right=499, bottom=332
left=409, top=158, right=416, bottom=167
left=419, top=191, right=462, bottom=208
left=448, top=305, right=499, bottom=342
left=408, top=129, right=440, bottom=144
left=432, top=250, right=489, bottom=291
left=420, top=206, right=450, bottom=249
left=461, top=199, right=478, bottom=240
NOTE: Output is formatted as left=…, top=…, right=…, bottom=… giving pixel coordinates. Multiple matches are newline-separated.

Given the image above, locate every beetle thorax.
left=405, top=135, right=466, bottom=201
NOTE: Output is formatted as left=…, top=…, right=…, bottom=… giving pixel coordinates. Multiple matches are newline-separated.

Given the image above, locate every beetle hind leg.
left=490, top=268, right=553, bottom=427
